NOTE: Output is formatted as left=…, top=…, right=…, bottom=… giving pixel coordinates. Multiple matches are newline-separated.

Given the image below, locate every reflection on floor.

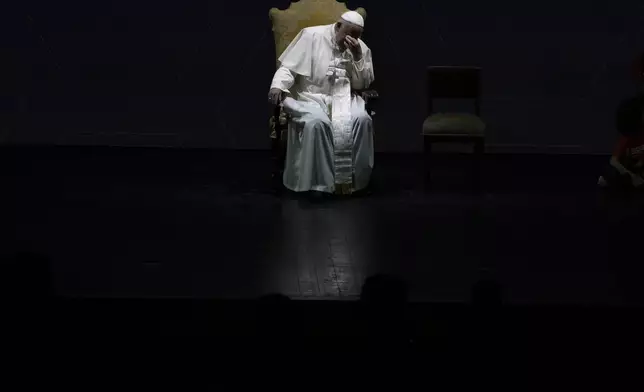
left=3, top=146, right=643, bottom=305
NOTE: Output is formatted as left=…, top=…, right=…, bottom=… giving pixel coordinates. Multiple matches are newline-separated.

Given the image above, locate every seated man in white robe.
left=268, top=11, right=375, bottom=197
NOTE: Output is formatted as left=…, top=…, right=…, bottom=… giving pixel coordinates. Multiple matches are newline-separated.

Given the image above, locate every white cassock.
left=270, top=23, right=375, bottom=194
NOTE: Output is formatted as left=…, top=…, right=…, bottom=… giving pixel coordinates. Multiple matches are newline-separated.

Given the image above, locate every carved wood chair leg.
left=271, top=106, right=285, bottom=193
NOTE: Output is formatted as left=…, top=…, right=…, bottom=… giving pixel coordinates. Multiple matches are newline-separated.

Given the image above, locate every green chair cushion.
left=422, top=113, right=485, bottom=136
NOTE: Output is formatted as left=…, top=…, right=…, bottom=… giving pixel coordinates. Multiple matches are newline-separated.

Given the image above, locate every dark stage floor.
left=3, top=146, right=644, bottom=305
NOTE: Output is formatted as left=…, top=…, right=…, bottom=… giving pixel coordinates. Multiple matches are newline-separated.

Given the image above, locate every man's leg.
left=351, top=101, right=374, bottom=192
left=282, top=100, right=335, bottom=193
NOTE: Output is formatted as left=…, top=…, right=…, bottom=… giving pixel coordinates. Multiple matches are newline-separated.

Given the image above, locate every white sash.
left=329, top=67, right=354, bottom=192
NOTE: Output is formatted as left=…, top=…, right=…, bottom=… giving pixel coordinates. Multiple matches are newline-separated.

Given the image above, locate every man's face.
left=335, top=21, right=363, bottom=49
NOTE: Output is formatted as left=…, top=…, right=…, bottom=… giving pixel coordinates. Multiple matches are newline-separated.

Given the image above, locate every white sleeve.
left=270, top=66, right=295, bottom=93
left=350, top=46, right=374, bottom=90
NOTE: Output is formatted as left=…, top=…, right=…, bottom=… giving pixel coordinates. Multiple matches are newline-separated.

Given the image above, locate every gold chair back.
left=269, top=0, right=366, bottom=65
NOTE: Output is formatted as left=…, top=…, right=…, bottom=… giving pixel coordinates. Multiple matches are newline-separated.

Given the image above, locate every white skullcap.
left=340, top=11, right=364, bottom=28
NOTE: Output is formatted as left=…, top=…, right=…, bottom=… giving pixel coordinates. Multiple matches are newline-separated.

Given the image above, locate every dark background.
left=2, top=0, right=643, bottom=152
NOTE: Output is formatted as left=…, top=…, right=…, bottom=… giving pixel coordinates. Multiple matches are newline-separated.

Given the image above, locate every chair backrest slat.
left=428, top=66, right=480, bottom=98
left=427, top=66, right=481, bottom=115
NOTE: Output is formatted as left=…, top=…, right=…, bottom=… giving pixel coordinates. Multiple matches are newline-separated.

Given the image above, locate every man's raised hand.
left=345, top=36, right=362, bottom=61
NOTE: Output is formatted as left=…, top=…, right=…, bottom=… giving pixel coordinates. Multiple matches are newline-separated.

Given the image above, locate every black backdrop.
left=3, top=0, right=643, bottom=151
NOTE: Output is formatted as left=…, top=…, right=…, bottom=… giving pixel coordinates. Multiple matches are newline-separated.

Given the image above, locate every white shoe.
left=610, top=157, right=644, bottom=188
left=632, top=174, right=644, bottom=188
left=597, top=176, right=609, bottom=187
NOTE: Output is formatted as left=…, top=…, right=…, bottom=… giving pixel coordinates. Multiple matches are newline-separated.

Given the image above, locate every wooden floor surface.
left=3, top=146, right=643, bottom=305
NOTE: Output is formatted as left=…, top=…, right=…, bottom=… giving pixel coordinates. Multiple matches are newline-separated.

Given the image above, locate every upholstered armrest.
left=360, top=89, right=379, bottom=115
left=361, top=90, right=379, bottom=101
